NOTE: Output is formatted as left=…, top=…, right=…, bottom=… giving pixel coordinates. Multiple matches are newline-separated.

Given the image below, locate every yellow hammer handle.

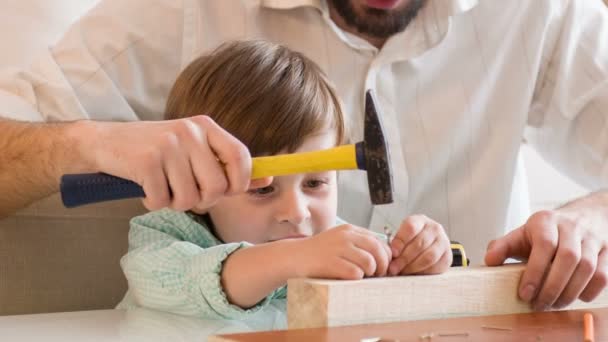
left=251, top=144, right=358, bottom=179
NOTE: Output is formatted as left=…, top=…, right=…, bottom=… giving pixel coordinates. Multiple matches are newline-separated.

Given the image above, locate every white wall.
left=0, top=0, right=99, bottom=67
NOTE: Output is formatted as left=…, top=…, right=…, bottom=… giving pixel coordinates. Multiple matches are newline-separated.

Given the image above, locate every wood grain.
left=286, top=264, right=608, bottom=329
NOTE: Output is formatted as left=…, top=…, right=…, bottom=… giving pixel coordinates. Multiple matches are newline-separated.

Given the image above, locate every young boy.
left=117, top=40, right=452, bottom=319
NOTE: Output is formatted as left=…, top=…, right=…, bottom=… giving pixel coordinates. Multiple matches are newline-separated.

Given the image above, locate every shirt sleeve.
left=121, top=210, right=285, bottom=319
left=0, top=0, right=184, bottom=122
left=525, top=0, right=608, bottom=190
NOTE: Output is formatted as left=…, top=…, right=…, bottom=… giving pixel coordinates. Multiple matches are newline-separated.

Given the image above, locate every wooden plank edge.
left=287, top=264, right=608, bottom=328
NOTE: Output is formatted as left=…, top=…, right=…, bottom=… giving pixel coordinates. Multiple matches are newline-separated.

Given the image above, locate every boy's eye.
left=305, top=179, right=327, bottom=188
left=248, top=186, right=274, bottom=196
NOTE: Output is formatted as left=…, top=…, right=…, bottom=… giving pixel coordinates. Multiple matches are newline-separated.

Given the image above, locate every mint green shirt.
left=116, top=209, right=286, bottom=319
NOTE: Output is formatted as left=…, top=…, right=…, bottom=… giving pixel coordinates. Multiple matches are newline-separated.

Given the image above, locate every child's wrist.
left=271, top=237, right=312, bottom=280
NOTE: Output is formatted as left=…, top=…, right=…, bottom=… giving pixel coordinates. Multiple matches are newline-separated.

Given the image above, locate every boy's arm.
left=121, top=210, right=289, bottom=319
left=219, top=218, right=357, bottom=308
left=220, top=239, right=305, bottom=308
left=222, top=219, right=394, bottom=307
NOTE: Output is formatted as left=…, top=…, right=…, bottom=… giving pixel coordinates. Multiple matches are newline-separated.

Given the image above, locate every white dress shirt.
left=1, top=0, right=607, bottom=262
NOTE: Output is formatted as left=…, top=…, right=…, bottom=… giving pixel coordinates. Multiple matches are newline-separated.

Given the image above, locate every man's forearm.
left=0, top=119, right=94, bottom=217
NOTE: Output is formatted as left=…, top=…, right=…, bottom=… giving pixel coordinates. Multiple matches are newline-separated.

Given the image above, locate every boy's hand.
left=388, top=215, right=452, bottom=276
left=298, top=224, right=392, bottom=280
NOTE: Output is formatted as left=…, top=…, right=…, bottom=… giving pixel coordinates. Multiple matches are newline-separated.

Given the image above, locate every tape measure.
left=450, top=241, right=469, bottom=267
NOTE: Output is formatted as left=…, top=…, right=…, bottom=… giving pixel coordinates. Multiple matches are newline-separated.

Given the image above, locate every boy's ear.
left=249, top=177, right=273, bottom=189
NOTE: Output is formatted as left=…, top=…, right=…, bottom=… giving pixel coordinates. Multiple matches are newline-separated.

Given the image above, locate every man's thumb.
left=484, top=227, right=529, bottom=266
left=484, top=238, right=509, bottom=266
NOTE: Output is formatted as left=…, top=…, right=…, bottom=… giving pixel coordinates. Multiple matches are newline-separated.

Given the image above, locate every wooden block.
left=287, top=264, right=608, bottom=329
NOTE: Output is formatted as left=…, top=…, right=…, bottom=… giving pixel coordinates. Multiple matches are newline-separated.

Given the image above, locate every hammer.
left=60, top=90, right=394, bottom=207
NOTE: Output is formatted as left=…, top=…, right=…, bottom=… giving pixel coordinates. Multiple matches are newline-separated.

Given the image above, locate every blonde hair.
left=165, top=40, right=345, bottom=156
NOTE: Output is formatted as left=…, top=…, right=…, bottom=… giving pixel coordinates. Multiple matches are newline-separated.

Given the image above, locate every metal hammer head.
left=361, top=89, right=394, bottom=205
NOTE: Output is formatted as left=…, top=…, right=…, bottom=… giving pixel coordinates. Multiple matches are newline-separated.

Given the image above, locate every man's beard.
left=328, top=0, right=428, bottom=39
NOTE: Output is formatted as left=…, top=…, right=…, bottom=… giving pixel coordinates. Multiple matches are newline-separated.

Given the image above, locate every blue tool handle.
left=60, top=173, right=145, bottom=208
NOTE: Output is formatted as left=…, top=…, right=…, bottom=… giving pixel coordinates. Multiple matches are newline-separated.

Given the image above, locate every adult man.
left=0, top=0, right=607, bottom=312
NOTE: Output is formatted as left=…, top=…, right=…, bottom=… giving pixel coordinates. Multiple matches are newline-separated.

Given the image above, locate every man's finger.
left=192, top=115, right=252, bottom=195
left=532, top=224, right=580, bottom=310
left=163, top=140, right=201, bottom=211
left=484, top=226, right=530, bottom=266
left=140, top=151, right=171, bottom=211
left=519, top=222, right=558, bottom=304
left=189, top=133, right=231, bottom=209
left=554, top=240, right=599, bottom=308
left=580, top=247, right=608, bottom=302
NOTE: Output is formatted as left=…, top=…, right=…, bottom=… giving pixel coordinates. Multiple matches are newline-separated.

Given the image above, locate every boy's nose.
left=274, top=191, right=311, bottom=225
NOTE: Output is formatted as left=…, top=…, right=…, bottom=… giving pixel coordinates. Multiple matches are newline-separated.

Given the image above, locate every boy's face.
left=207, top=131, right=338, bottom=244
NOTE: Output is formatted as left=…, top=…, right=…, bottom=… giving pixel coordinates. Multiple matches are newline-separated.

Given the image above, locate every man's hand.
left=297, top=224, right=392, bottom=279
left=388, top=215, right=453, bottom=276
left=83, top=115, right=271, bottom=212
left=485, top=191, right=608, bottom=311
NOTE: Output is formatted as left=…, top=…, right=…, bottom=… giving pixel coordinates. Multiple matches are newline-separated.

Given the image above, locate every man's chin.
left=329, top=0, right=428, bottom=39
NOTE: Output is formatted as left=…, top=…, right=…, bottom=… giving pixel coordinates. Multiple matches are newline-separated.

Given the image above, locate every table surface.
left=0, top=301, right=287, bottom=342
left=0, top=302, right=605, bottom=342
left=213, top=308, right=607, bottom=342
